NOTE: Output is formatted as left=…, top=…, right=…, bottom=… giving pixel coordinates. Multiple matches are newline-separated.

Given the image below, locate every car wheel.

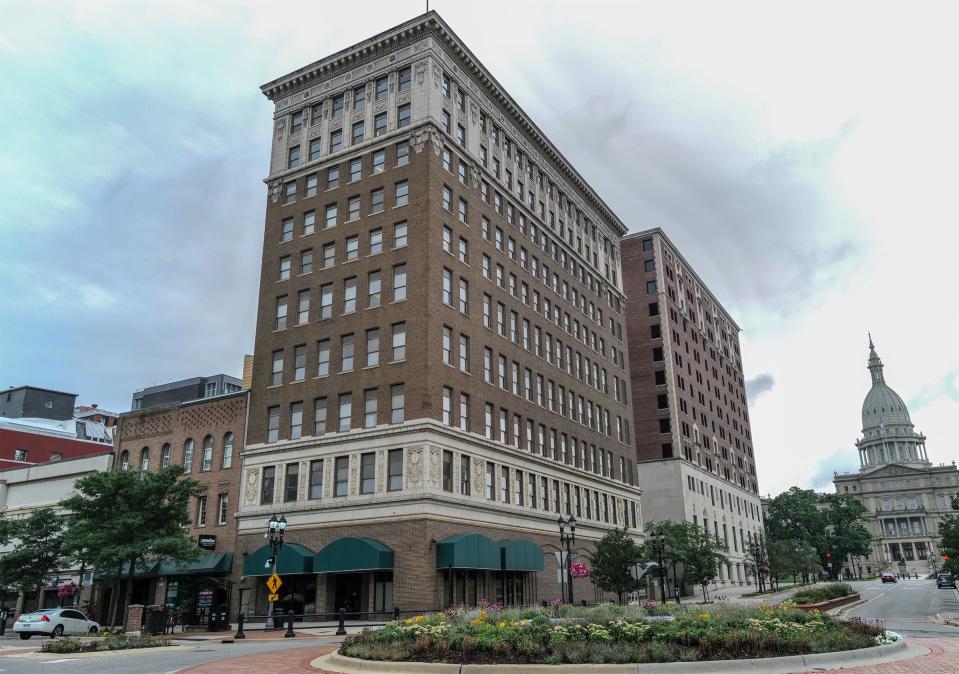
left=89, top=626, right=98, bottom=634
left=19, top=633, right=31, bottom=640
left=51, top=624, right=64, bottom=638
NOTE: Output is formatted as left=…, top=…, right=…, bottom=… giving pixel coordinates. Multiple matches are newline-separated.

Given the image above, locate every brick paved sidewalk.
left=794, top=638, right=959, bottom=674
left=180, top=644, right=338, bottom=673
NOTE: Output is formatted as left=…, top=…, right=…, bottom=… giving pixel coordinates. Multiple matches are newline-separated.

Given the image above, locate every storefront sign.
left=198, top=535, right=216, bottom=550
left=197, top=590, right=214, bottom=608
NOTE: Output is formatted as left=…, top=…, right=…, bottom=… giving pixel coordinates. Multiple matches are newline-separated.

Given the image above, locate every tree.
left=940, top=495, right=959, bottom=577
left=0, top=508, right=67, bottom=605
left=60, top=466, right=205, bottom=627
left=590, top=527, right=642, bottom=604
left=766, top=487, right=826, bottom=551
left=640, top=520, right=724, bottom=599
left=683, top=528, right=729, bottom=602
left=821, top=494, right=871, bottom=578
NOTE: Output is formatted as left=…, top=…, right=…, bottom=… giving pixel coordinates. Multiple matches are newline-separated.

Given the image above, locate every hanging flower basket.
left=570, top=562, right=591, bottom=578
left=57, top=582, right=79, bottom=599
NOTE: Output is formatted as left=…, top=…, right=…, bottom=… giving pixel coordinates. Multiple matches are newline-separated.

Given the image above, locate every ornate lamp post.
left=650, top=527, right=668, bottom=605
left=558, top=516, right=576, bottom=604
left=265, top=514, right=287, bottom=630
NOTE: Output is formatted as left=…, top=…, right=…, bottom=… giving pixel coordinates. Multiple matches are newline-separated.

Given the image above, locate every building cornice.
left=261, top=11, right=628, bottom=238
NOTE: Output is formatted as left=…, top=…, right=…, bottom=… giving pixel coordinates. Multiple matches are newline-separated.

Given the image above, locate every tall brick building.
left=622, top=228, right=763, bottom=587
left=236, top=11, right=642, bottom=616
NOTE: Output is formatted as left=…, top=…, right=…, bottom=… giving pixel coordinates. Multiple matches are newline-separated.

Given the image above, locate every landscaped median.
left=323, top=601, right=900, bottom=669
left=790, top=583, right=861, bottom=612
left=40, top=632, right=173, bottom=654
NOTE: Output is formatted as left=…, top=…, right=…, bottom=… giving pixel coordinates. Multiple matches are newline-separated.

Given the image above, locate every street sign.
left=267, top=593, right=279, bottom=602
left=266, top=573, right=282, bottom=594
left=197, top=590, right=214, bottom=608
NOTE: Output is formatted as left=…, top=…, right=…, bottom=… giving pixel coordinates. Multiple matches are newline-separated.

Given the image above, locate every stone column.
left=126, top=604, right=145, bottom=633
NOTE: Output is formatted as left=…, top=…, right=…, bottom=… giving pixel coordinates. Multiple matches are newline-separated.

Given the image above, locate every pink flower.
left=570, top=562, right=591, bottom=578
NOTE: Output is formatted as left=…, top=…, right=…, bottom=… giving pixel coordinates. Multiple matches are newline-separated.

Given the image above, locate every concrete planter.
left=794, top=593, right=860, bottom=612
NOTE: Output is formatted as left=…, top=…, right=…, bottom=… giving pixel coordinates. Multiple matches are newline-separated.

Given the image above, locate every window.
left=395, top=141, right=409, bottom=166
left=460, top=455, right=471, bottom=495
left=296, top=290, right=309, bottom=325
left=442, top=386, right=453, bottom=425
left=642, top=238, right=653, bottom=252
left=368, top=270, right=381, bottom=307
left=364, top=389, right=378, bottom=428
left=161, top=443, right=171, bottom=468
left=140, top=447, right=149, bottom=471
left=303, top=211, right=315, bottom=235
left=290, top=402, right=303, bottom=439
left=341, top=333, right=355, bottom=371
left=375, top=76, right=389, bottom=101
left=325, top=203, right=337, bottom=228
left=647, top=280, right=657, bottom=294
left=344, top=277, right=357, bottom=313
left=442, top=450, right=453, bottom=492
left=360, top=452, right=376, bottom=493
left=309, top=459, right=324, bottom=499
left=197, top=495, right=207, bottom=526
left=334, top=456, right=349, bottom=496
left=266, top=407, right=280, bottom=442
left=391, top=322, right=406, bottom=360
left=278, top=255, right=291, bottom=280
left=314, top=397, right=327, bottom=434
left=458, top=237, right=468, bottom=263
left=388, top=449, right=403, bottom=491
left=485, top=462, right=495, bottom=499
left=288, top=146, right=300, bottom=168
left=443, top=225, right=452, bottom=253
left=442, top=110, right=451, bottom=133
left=456, top=124, right=465, bottom=147
left=373, top=149, right=385, bottom=173
left=338, top=393, right=352, bottom=432
left=442, top=268, right=453, bottom=305
left=443, top=326, right=453, bottom=364
left=644, top=259, right=656, bottom=272
left=222, top=433, right=233, bottom=468
left=348, top=196, right=360, bottom=221
left=353, top=84, right=366, bottom=110
left=346, top=235, right=358, bottom=261
left=459, top=393, right=470, bottom=431
left=332, top=94, right=344, bottom=118
left=217, top=494, right=229, bottom=525
left=319, top=284, right=333, bottom=318
left=501, top=466, right=510, bottom=503
left=398, top=66, right=411, bottom=92
left=393, top=220, right=407, bottom=248
left=261, top=466, right=275, bottom=504
left=202, top=435, right=214, bottom=471
left=458, top=198, right=467, bottom=223
left=393, top=264, right=407, bottom=301
left=370, top=228, right=383, bottom=255
left=391, top=384, right=405, bottom=423
left=395, top=180, right=408, bottom=207
left=291, top=109, right=304, bottom=133
left=305, top=173, right=317, bottom=197
left=322, top=242, right=335, bottom=268
left=284, top=181, right=296, bottom=204
left=459, top=278, right=469, bottom=314
left=397, top=103, right=411, bottom=128
left=275, top=295, right=288, bottom=329
left=285, top=463, right=299, bottom=502
left=329, top=129, right=342, bottom=152
left=300, top=249, right=313, bottom=274
left=309, top=138, right=321, bottom=161
left=271, top=349, right=284, bottom=385
left=459, top=334, right=470, bottom=372
left=374, top=112, right=387, bottom=137
left=371, top=188, right=384, bottom=213
left=327, top=167, right=340, bottom=189
left=443, top=186, right=452, bottom=211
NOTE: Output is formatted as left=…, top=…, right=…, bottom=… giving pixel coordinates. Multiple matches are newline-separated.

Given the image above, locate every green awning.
left=242, top=543, right=314, bottom=577
left=315, top=538, right=393, bottom=573
left=94, top=560, right=160, bottom=579
left=500, top=539, right=545, bottom=571
left=436, top=534, right=500, bottom=570
left=156, top=553, right=234, bottom=577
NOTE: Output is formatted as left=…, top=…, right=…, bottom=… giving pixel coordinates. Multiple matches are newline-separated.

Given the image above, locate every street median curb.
left=314, top=639, right=916, bottom=674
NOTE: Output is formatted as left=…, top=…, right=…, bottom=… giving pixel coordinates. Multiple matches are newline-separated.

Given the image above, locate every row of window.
left=119, top=433, right=235, bottom=473
left=265, top=383, right=405, bottom=442
left=289, top=67, right=411, bottom=133
left=261, top=449, right=404, bottom=504
left=195, top=493, right=230, bottom=527
left=685, top=474, right=762, bottom=522
left=277, top=222, right=407, bottom=282
left=289, top=101, right=411, bottom=168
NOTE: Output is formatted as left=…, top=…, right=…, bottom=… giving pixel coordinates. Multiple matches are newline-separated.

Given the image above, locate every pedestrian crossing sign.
left=267, top=572, right=282, bottom=594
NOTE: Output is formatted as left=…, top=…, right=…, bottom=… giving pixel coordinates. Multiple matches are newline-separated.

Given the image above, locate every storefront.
left=315, top=537, right=394, bottom=617
left=436, top=534, right=543, bottom=608
left=241, top=543, right=315, bottom=618
left=91, top=561, right=159, bottom=626
left=157, top=553, right=234, bottom=627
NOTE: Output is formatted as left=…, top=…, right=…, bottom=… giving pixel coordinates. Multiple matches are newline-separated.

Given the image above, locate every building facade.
left=0, top=386, right=77, bottom=421
left=834, top=337, right=959, bottom=577
left=236, top=11, right=642, bottom=617
left=104, top=390, right=247, bottom=626
left=622, top=228, right=763, bottom=587
left=131, top=374, right=243, bottom=411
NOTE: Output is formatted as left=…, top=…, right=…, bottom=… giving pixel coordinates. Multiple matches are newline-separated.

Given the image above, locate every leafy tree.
left=60, top=466, right=205, bottom=627
left=821, top=494, right=871, bottom=578
left=766, top=487, right=826, bottom=550
left=640, top=520, right=727, bottom=599
left=940, top=495, right=959, bottom=577
left=590, top=527, right=642, bottom=604
left=683, top=528, right=729, bottom=601
left=0, top=508, right=67, bottom=604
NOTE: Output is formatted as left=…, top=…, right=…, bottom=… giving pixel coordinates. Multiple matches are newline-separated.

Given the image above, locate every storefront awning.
left=156, top=553, right=234, bottom=577
left=315, top=537, right=393, bottom=573
left=94, top=560, right=160, bottom=579
left=242, top=543, right=314, bottom=577
left=500, top=539, right=545, bottom=572
left=436, top=533, right=501, bottom=570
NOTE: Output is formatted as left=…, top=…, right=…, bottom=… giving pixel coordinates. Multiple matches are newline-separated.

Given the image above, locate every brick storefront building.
left=622, top=228, right=763, bottom=588
left=235, top=11, right=643, bottom=618
left=104, top=390, right=247, bottom=626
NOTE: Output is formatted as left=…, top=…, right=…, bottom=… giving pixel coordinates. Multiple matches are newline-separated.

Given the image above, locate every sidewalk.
left=181, top=644, right=338, bottom=673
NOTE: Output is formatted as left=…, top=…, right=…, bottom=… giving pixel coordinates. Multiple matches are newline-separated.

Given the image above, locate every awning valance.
left=242, top=543, right=314, bottom=577
left=94, top=560, right=160, bottom=579
left=500, top=539, right=545, bottom=571
left=436, top=533, right=500, bottom=570
left=156, top=553, right=234, bottom=577
left=315, top=538, right=393, bottom=573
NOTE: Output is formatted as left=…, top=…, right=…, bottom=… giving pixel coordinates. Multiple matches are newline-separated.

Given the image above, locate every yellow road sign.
left=266, top=573, right=282, bottom=594
left=267, top=593, right=279, bottom=602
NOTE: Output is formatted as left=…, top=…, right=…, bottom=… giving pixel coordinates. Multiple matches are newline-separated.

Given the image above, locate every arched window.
left=202, top=436, right=214, bottom=472
left=119, top=450, right=129, bottom=471
left=222, top=432, right=234, bottom=469
left=161, top=443, right=171, bottom=468
left=183, top=439, right=194, bottom=473
left=140, top=447, right=150, bottom=471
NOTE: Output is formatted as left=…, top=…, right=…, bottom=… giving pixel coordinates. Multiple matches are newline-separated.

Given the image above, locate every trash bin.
left=142, top=606, right=169, bottom=635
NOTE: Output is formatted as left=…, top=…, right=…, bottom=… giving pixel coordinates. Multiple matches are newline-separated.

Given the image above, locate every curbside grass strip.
left=317, top=639, right=916, bottom=674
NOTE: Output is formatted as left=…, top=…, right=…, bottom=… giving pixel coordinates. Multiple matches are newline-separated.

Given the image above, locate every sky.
left=2, top=0, right=958, bottom=496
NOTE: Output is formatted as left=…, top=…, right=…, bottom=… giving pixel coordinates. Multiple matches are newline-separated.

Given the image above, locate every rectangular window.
left=266, top=407, right=280, bottom=443
left=334, top=456, right=349, bottom=496
left=459, top=334, right=470, bottom=372
left=332, top=94, right=344, bottom=118
left=320, top=284, right=333, bottom=318
left=302, top=211, right=315, bottom=235
left=360, top=452, right=375, bottom=493
left=287, top=146, right=300, bottom=168
left=442, top=450, right=453, bottom=492
left=375, top=76, right=389, bottom=101
left=340, top=333, right=354, bottom=372
left=374, top=112, right=387, bottom=137
left=305, top=173, right=317, bottom=197
left=395, top=180, right=408, bottom=207
left=330, top=129, right=342, bottom=152
left=338, top=393, right=352, bottom=432
left=388, top=449, right=403, bottom=491
left=322, top=242, right=334, bottom=268
left=393, top=264, right=407, bottom=301
left=271, top=349, right=284, bottom=386
left=309, top=459, right=324, bottom=499
left=261, top=466, right=275, bottom=504
left=391, top=322, right=406, bottom=361
left=327, top=167, right=339, bottom=189
left=313, top=397, right=327, bottom=435
left=300, top=249, right=313, bottom=274
left=397, top=103, right=411, bottom=128
left=485, top=461, right=495, bottom=500
left=275, top=295, right=288, bottom=330
left=217, top=493, right=229, bottom=525
left=460, top=455, right=471, bottom=495
left=459, top=278, right=469, bottom=314
left=325, top=203, right=337, bottom=228
left=395, top=141, right=409, bottom=166
left=501, top=466, right=510, bottom=503
left=284, top=181, right=296, bottom=204
left=346, top=235, right=358, bottom=261
left=370, top=228, right=383, bottom=254
left=371, top=188, right=384, bottom=213
left=309, top=138, right=321, bottom=162
left=373, top=149, right=385, bottom=173
left=292, top=345, right=306, bottom=381
left=459, top=392, right=470, bottom=431
left=352, top=121, right=364, bottom=145
left=390, top=383, right=405, bottom=423
left=296, top=290, right=309, bottom=325
left=442, top=325, right=453, bottom=364
left=367, top=270, right=382, bottom=308
left=394, top=221, right=408, bottom=248
left=398, top=66, right=411, bottom=92
left=364, top=388, right=378, bottom=428
left=196, top=495, right=207, bottom=526
left=442, top=386, right=453, bottom=425
left=284, top=463, right=299, bottom=502
left=442, top=268, right=453, bottom=305
left=353, top=84, right=365, bottom=110
left=348, top=196, right=360, bottom=221
left=366, top=328, right=380, bottom=367
left=344, top=277, right=357, bottom=313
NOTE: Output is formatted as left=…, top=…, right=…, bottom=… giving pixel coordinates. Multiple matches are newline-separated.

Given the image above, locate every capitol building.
left=833, top=337, right=958, bottom=577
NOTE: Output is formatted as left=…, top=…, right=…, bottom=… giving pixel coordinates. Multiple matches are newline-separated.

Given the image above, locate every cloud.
left=746, top=374, right=775, bottom=403
left=808, top=449, right=860, bottom=492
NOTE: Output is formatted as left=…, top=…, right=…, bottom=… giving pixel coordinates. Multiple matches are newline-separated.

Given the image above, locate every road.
left=843, top=577, right=959, bottom=636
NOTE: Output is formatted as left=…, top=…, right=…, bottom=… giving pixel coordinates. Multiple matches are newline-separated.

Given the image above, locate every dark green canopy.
left=500, top=539, right=545, bottom=571
left=156, top=553, right=234, bottom=577
left=315, top=538, right=393, bottom=573
left=242, top=543, right=314, bottom=577
left=94, top=560, right=160, bottom=579
left=435, top=533, right=500, bottom=570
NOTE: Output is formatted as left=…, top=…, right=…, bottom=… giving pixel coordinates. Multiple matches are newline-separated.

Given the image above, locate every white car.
left=12, top=609, right=100, bottom=639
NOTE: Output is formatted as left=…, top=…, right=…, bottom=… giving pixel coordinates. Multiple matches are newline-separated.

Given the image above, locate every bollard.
left=284, top=610, right=295, bottom=638
left=393, top=606, right=400, bottom=621
left=234, top=612, right=246, bottom=640
left=335, top=607, right=347, bottom=636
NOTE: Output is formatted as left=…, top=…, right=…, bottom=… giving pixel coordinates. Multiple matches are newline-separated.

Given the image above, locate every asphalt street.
left=843, top=577, right=959, bottom=636
left=0, top=636, right=340, bottom=674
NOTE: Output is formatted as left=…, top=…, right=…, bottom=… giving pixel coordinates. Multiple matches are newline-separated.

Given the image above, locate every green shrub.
left=41, top=637, right=84, bottom=654
left=792, top=583, right=855, bottom=605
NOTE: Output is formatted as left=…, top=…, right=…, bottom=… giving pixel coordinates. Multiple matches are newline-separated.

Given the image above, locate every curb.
left=315, top=640, right=916, bottom=674
left=795, top=593, right=860, bottom=613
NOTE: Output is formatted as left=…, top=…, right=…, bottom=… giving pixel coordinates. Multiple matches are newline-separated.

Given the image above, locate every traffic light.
left=945, top=555, right=951, bottom=562
left=826, top=551, right=832, bottom=559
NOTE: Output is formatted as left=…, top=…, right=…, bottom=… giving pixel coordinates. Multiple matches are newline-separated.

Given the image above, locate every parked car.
left=12, top=609, right=100, bottom=640
left=937, top=573, right=954, bottom=589
left=880, top=572, right=897, bottom=583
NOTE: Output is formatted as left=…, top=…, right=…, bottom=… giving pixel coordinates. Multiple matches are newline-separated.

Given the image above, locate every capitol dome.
left=861, top=336, right=912, bottom=432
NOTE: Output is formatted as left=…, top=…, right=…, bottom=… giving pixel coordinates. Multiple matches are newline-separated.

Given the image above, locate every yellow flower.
left=698, top=612, right=711, bottom=621
left=470, top=618, right=483, bottom=625
left=496, top=621, right=508, bottom=629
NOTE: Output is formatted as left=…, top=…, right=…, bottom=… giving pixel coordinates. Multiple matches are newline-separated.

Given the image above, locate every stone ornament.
left=269, top=180, right=282, bottom=204
left=244, top=468, right=259, bottom=505
left=408, top=446, right=423, bottom=486
left=429, top=447, right=440, bottom=487
left=472, top=457, right=484, bottom=495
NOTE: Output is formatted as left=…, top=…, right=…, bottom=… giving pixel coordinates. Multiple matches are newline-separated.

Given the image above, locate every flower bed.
left=40, top=632, right=172, bottom=654
left=791, top=583, right=855, bottom=605
left=339, top=602, right=891, bottom=665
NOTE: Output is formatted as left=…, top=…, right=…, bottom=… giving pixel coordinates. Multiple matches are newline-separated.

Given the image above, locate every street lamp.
left=558, top=516, right=576, bottom=604
left=650, top=527, right=668, bottom=605
left=265, top=514, right=287, bottom=630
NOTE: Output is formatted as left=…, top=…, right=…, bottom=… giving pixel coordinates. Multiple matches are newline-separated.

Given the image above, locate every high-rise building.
left=131, top=374, right=243, bottom=411
left=622, top=228, right=763, bottom=588
left=236, top=11, right=641, bottom=616
left=833, top=337, right=959, bottom=578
